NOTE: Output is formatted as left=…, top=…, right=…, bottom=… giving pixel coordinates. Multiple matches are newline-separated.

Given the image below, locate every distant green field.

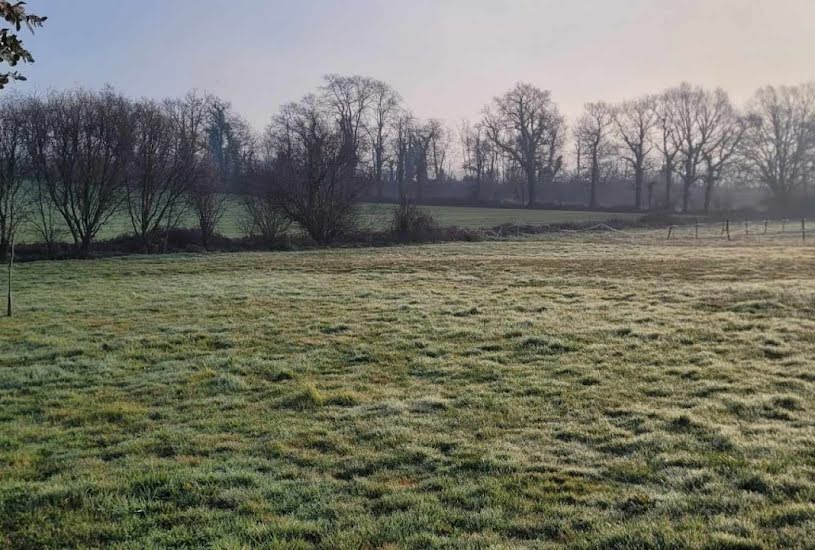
left=19, top=199, right=641, bottom=243
left=357, top=204, right=642, bottom=231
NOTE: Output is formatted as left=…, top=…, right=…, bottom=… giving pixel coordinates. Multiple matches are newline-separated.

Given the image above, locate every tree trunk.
left=526, top=166, right=536, bottom=208
left=774, top=189, right=790, bottom=213
left=589, top=158, right=599, bottom=209
left=682, top=179, right=692, bottom=213
left=664, top=162, right=673, bottom=210
left=375, top=151, right=384, bottom=199
left=6, top=238, right=12, bottom=317
left=634, top=167, right=643, bottom=211
left=703, top=178, right=714, bottom=214
left=78, top=233, right=92, bottom=259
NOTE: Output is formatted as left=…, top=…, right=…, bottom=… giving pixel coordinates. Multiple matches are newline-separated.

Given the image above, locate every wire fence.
left=482, top=218, right=814, bottom=245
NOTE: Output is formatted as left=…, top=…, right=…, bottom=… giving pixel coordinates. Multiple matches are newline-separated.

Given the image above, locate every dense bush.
left=391, top=202, right=441, bottom=242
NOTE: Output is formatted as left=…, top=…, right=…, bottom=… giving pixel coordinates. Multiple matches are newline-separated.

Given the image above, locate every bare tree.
left=614, top=96, right=658, bottom=210
left=576, top=101, right=615, bottom=209
left=160, top=91, right=210, bottom=251
left=0, top=93, right=27, bottom=261
left=268, top=94, right=363, bottom=244
left=427, top=119, right=450, bottom=182
left=28, top=88, right=133, bottom=257
left=240, top=195, right=290, bottom=245
left=483, top=83, right=564, bottom=208
left=654, top=93, right=680, bottom=210
left=460, top=119, right=493, bottom=201
left=23, top=96, right=61, bottom=256
left=240, top=163, right=291, bottom=245
left=700, top=108, right=745, bottom=213
left=366, top=80, right=401, bottom=199
left=392, top=112, right=415, bottom=205
left=126, top=99, right=188, bottom=252
left=321, top=74, right=377, bottom=174
left=667, top=83, right=735, bottom=212
left=740, top=83, right=815, bottom=210
left=188, top=156, right=227, bottom=250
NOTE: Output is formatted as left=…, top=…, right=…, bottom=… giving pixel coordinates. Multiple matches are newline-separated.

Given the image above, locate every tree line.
left=0, top=76, right=814, bottom=259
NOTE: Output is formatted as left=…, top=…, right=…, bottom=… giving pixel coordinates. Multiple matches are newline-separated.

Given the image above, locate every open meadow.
left=2, top=232, right=815, bottom=548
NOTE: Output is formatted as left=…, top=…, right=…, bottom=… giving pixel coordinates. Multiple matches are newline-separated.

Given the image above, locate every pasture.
left=17, top=201, right=643, bottom=244
left=1, top=233, right=814, bottom=548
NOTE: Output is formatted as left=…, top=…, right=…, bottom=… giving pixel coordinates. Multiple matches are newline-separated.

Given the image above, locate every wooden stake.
left=726, top=219, right=731, bottom=241
left=694, top=219, right=699, bottom=240
left=667, top=225, right=673, bottom=240
left=6, top=235, right=13, bottom=317
left=803, top=218, right=807, bottom=242
left=763, top=219, right=768, bottom=234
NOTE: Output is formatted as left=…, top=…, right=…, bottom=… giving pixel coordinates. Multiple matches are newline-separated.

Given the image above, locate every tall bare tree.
left=127, top=100, right=176, bottom=251
left=460, top=119, right=495, bottom=201
left=161, top=91, right=211, bottom=250
left=700, top=108, right=745, bottom=213
left=0, top=93, right=27, bottom=261
left=268, top=94, right=363, bottom=244
left=391, top=112, right=415, bottom=205
left=366, top=80, right=401, bottom=199
left=614, top=96, right=658, bottom=210
left=22, top=95, right=61, bottom=255
left=126, top=94, right=214, bottom=252
left=576, top=101, right=615, bottom=209
left=740, top=83, right=815, bottom=210
left=28, top=88, right=133, bottom=257
left=427, top=119, right=450, bottom=182
left=667, top=83, right=735, bottom=212
left=654, top=93, right=679, bottom=210
left=483, top=83, right=564, bottom=208
left=321, top=74, right=376, bottom=174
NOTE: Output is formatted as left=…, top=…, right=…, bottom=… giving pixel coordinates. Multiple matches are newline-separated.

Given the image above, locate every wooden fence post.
left=744, top=220, right=749, bottom=236
left=726, top=219, right=731, bottom=241
left=667, top=225, right=673, bottom=240
left=6, top=236, right=13, bottom=317
left=803, top=218, right=807, bottom=242
left=694, top=219, right=699, bottom=240
left=763, top=219, right=768, bottom=234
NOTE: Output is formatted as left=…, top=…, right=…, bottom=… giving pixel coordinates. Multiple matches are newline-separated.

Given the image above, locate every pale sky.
left=19, top=0, right=815, bottom=130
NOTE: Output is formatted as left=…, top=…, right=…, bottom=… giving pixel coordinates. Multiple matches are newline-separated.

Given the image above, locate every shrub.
left=240, top=194, right=291, bottom=246
left=391, top=202, right=440, bottom=242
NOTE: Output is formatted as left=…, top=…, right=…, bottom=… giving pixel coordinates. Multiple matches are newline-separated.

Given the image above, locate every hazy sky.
left=20, top=0, right=815, bottom=129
